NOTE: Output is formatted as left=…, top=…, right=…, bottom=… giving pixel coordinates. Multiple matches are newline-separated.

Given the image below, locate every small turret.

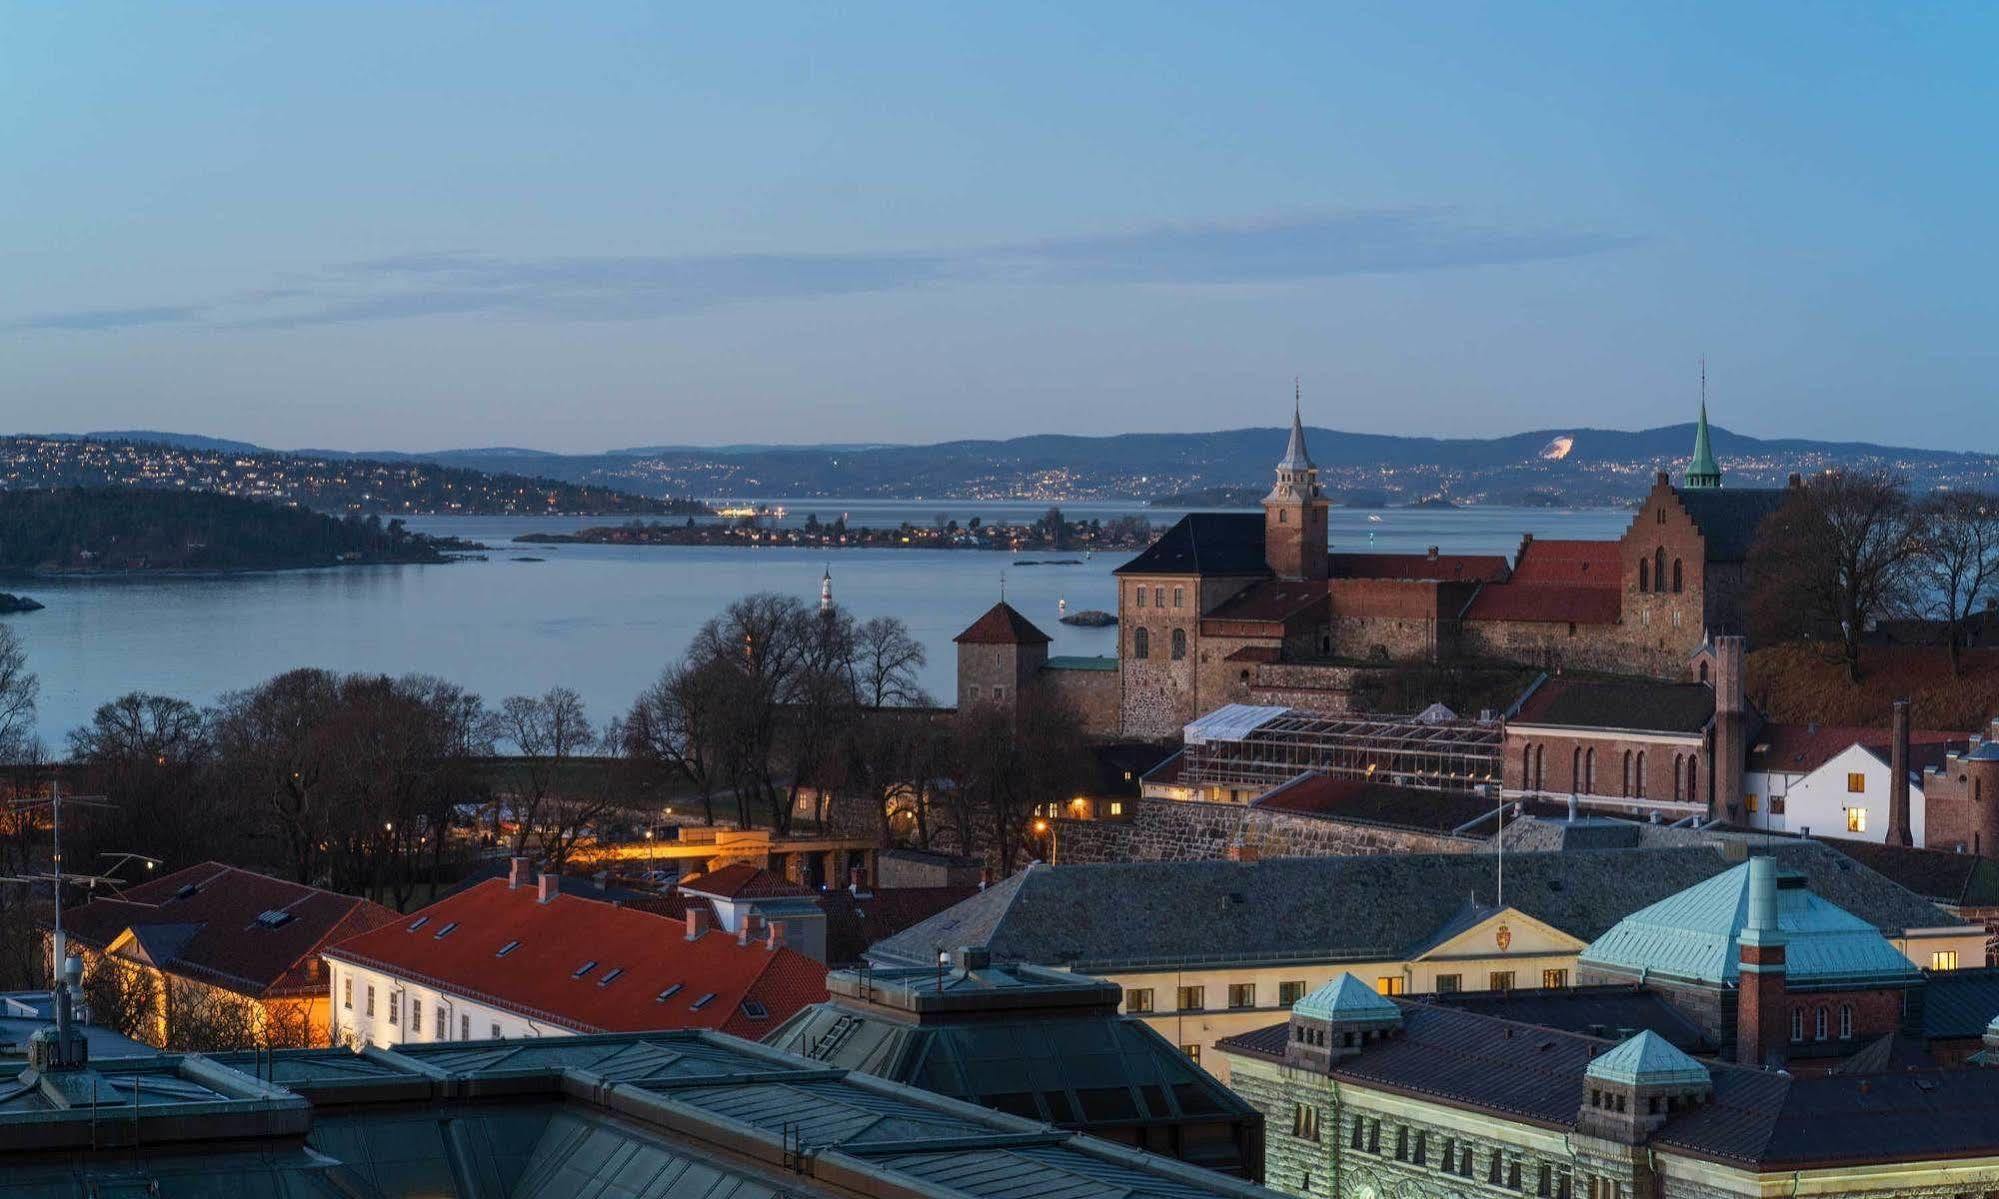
left=1580, top=1030, right=1711, bottom=1143
left=1284, top=973, right=1402, bottom=1072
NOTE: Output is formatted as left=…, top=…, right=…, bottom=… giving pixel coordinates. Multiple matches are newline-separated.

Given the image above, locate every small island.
left=1060, top=609, right=1117, bottom=627
left=0, top=593, right=44, bottom=614
left=0, top=488, right=464, bottom=574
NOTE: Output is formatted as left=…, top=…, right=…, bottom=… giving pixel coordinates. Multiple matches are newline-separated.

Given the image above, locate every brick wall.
left=1325, top=579, right=1455, bottom=661
left=1920, top=754, right=1999, bottom=855
left=1052, top=797, right=1482, bottom=865
left=1503, top=729, right=1708, bottom=807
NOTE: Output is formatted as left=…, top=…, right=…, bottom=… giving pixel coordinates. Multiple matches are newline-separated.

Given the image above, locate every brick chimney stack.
left=508, top=857, right=529, bottom=890
left=536, top=872, right=559, bottom=905
left=765, top=920, right=787, bottom=951
left=1887, top=699, right=1914, bottom=847
left=1735, top=853, right=1789, bottom=1067
left=684, top=908, right=709, bottom=940
left=1711, top=636, right=1747, bottom=819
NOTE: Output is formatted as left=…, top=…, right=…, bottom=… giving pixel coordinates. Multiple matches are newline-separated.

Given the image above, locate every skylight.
left=496, top=940, right=520, bottom=957
left=598, top=968, right=624, bottom=987
left=740, top=1000, right=768, bottom=1020
left=253, top=910, right=295, bottom=929
left=655, top=984, right=683, bottom=1003
left=572, top=960, right=598, bottom=979
left=689, top=993, right=716, bottom=1011
left=433, top=922, right=459, bottom=939
left=408, top=917, right=430, bottom=932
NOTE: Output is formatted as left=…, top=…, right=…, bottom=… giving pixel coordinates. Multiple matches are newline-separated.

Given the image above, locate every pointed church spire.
left=1277, top=377, right=1314, bottom=471
left=1685, top=359, right=1722, bottom=489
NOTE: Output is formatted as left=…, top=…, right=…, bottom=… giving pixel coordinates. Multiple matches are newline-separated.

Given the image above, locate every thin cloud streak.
left=11, top=210, right=1640, bottom=332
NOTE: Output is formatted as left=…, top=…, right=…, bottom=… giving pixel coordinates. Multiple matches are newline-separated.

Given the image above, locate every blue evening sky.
left=4, top=3, right=1994, bottom=452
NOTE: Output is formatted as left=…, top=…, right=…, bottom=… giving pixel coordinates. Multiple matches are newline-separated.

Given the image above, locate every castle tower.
left=1262, top=386, right=1330, bottom=580
left=1685, top=365, right=1722, bottom=489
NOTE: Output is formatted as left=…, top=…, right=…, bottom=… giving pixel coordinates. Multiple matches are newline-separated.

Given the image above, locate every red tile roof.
left=676, top=864, right=814, bottom=900
left=1509, top=538, right=1622, bottom=586
left=1749, top=723, right=1971, bottom=777
left=1462, top=582, right=1623, bottom=625
left=1331, top=552, right=1510, bottom=583
left=322, top=879, right=826, bottom=1038
left=952, top=601, right=1051, bottom=645
left=62, top=862, right=397, bottom=999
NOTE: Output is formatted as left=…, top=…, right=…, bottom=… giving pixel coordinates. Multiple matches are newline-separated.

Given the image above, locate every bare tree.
left=485, top=687, right=595, bottom=856
left=0, top=627, right=39, bottom=765
left=67, top=692, right=224, bottom=868
left=852, top=616, right=928, bottom=708
left=1749, top=471, right=1920, bottom=682
left=211, top=668, right=343, bottom=885
left=1911, top=491, right=1999, bottom=675
left=620, top=659, right=734, bottom=826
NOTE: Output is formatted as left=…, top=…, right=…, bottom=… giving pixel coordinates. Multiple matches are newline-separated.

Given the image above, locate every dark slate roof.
left=1674, top=487, right=1790, bottom=562
left=1329, top=553, right=1510, bottom=583
left=1201, top=578, right=1328, bottom=625
left=953, top=601, right=1052, bottom=645
left=1250, top=777, right=1564, bottom=836
left=1225, top=1001, right=1999, bottom=1170
left=1512, top=677, right=1716, bottom=734
left=867, top=842, right=1957, bottom=972
left=818, top=886, right=983, bottom=968
left=1825, top=839, right=1999, bottom=908
left=1919, top=967, right=1999, bottom=1040
left=1418, top=985, right=1713, bottom=1052
left=1114, top=513, right=1270, bottom=577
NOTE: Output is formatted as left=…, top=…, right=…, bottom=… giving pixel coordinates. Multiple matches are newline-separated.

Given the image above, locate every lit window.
left=1108, top=801, right=1123, bottom=816
left=1933, top=950, right=1959, bottom=971
left=1125, top=988, right=1154, bottom=1014
left=1847, top=772, right=1866, bottom=794
left=1847, top=807, right=1867, bottom=833
left=1488, top=971, right=1515, bottom=992
left=1746, top=794, right=1760, bottom=813
left=1181, top=1043, right=1200, bottom=1063
left=1375, top=976, right=1405, bottom=996
left=1542, top=969, right=1568, bottom=989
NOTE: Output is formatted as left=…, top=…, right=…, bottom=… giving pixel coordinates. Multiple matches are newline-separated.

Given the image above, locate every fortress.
left=958, top=397, right=1793, bottom=741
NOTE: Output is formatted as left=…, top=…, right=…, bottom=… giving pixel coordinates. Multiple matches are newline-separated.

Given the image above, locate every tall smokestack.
left=1887, top=699, right=1914, bottom=847
left=1736, top=853, right=1789, bottom=1067
left=1711, top=636, right=1748, bottom=819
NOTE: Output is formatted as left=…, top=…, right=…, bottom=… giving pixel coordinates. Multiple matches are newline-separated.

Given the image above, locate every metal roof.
left=1182, top=704, right=1290, bottom=746
left=1292, top=975, right=1402, bottom=1026
left=1585, top=1029, right=1710, bottom=1087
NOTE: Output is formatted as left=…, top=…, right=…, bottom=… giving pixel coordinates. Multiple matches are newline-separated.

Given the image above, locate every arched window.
left=1654, top=548, right=1667, bottom=592
left=1672, top=558, right=1684, bottom=593
left=1621, top=751, right=1632, bottom=797
left=1790, top=1008, right=1804, bottom=1042
left=1278, top=509, right=1288, bottom=524
left=1133, top=628, right=1149, bottom=659
left=1585, top=748, right=1596, bottom=794
left=1839, top=1004, right=1853, bottom=1040
left=1523, top=744, right=1534, bottom=789
left=1572, top=747, right=1583, bottom=791
left=1978, top=778, right=1984, bottom=804
left=1635, top=752, right=1647, bottom=798
left=1638, top=558, right=1649, bottom=592
left=1673, top=755, right=1685, bottom=801
left=1686, top=756, right=1699, bottom=805
left=1699, top=660, right=1709, bottom=684
left=1535, top=745, right=1546, bottom=791
left=1170, top=628, right=1187, bottom=660
left=1814, top=1007, right=1828, bottom=1041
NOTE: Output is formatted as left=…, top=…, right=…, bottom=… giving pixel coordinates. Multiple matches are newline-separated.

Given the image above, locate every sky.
left=4, top=3, right=1996, bottom=453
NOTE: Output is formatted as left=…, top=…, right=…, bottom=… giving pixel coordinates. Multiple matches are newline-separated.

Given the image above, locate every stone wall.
left=1458, top=617, right=1640, bottom=675
left=1042, top=664, right=1121, bottom=737
left=1052, top=796, right=1482, bottom=865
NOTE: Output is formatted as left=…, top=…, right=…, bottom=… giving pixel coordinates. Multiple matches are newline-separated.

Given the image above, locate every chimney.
left=1655, top=469, right=1670, bottom=486
left=979, top=867, right=993, bottom=890
left=1887, top=699, right=1914, bottom=847
left=738, top=917, right=755, bottom=946
left=1426, top=545, right=1439, bottom=562
left=684, top=908, right=709, bottom=941
left=537, top=872, right=559, bottom=904
left=1567, top=793, right=1581, bottom=823
left=1711, top=636, right=1748, bottom=819
left=765, top=920, right=787, bottom=951
left=1735, top=854, right=1789, bottom=1067
left=508, top=857, right=530, bottom=890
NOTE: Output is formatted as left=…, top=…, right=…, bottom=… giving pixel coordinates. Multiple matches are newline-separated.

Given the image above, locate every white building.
left=1743, top=723, right=1967, bottom=842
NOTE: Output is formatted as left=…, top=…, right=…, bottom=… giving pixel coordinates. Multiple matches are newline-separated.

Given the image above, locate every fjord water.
left=5, top=503, right=1631, bottom=746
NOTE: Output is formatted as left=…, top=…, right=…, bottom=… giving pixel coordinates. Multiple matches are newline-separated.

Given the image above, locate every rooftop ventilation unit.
left=254, top=910, right=294, bottom=929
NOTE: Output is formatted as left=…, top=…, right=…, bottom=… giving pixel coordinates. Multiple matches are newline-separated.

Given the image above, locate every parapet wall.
left=1052, top=796, right=1482, bottom=865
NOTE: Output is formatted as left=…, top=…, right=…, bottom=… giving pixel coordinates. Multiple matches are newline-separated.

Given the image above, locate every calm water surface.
left=5, top=505, right=1632, bottom=746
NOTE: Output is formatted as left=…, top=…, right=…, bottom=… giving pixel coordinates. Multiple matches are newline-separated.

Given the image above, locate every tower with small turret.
left=1262, top=384, right=1330, bottom=580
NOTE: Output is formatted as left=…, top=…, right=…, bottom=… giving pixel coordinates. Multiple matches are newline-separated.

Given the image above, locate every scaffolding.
left=1177, top=705, right=1504, bottom=794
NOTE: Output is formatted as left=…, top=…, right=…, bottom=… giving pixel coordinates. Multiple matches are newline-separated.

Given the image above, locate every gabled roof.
left=1748, top=722, right=1969, bottom=777
left=1294, top=974, right=1401, bottom=1025
left=62, top=861, right=396, bottom=999
left=676, top=863, right=814, bottom=900
left=866, top=842, right=1958, bottom=974
left=1512, top=678, right=1715, bottom=734
left=1586, top=1029, right=1709, bottom=1087
left=1330, top=552, right=1509, bottom=582
left=1114, top=513, right=1269, bottom=577
left=1463, top=582, right=1623, bottom=626
left=1578, top=860, right=1924, bottom=988
left=322, top=879, right=827, bottom=1037
left=1674, top=487, right=1790, bottom=562
left=953, top=601, right=1051, bottom=645
left=1824, top=839, right=1999, bottom=909
left=1509, top=538, right=1621, bottom=586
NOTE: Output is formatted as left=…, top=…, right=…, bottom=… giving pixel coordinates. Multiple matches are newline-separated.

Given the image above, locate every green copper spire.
left=1685, top=361, right=1722, bottom=488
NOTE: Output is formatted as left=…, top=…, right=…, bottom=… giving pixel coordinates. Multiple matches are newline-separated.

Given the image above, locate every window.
left=1172, top=586, right=1184, bottom=609
left=407, top=916, right=429, bottom=932
left=599, top=968, right=625, bottom=986
left=365, top=985, right=376, bottom=1017
left=1839, top=1003, right=1854, bottom=1040
left=690, top=992, right=717, bottom=1011
left=1542, top=969, right=1568, bottom=989
left=432, top=922, right=458, bottom=939
left=1686, top=755, right=1698, bottom=805
left=1673, top=754, right=1684, bottom=802
left=1933, top=950, right=1959, bottom=971
left=1278, top=509, right=1288, bottom=524
left=1133, top=628, right=1149, bottom=659
left=1227, top=983, right=1256, bottom=1009
left=1534, top=744, right=1545, bottom=790
left=1672, top=558, right=1683, bottom=593
left=1638, top=558, right=1649, bottom=592
left=1126, top=988, right=1154, bottom=1013
left=656, top=984, right=684, bottom=1003
left=1847, top=806, right=1867, bottom=833
left=437, top=1005, right=448, bottom=1039
left=572, top=960, right=598, bottom=978
left=1746, top=793, right=1760, bottom=813
left=496, top=940, right=520, bottom=957
left=1790, top=1007, right=1804, bottom=1042
left=342, top=976, right=352, bottom=1010
left=1375, top=975, right=1404, bottom=996
left=1395, top=1126, right=1409, bottom=1161
left=1175, top=985, right=1205, bottom=1012
left=1654, top=548, right=1666, bottom=593
left=1634, top=752, right=1646, bottom=798
left=387, top=993, right=398, bottom=1026
left=1814, top=1006, right=1828, bottom=1041
left=411, top=1001, right=422, bottom=1035
left=1434, top=973, right=1462, bottom=994
left=967, top=684, right=980, bottom=701
left=1584, top=747, right=1595, bottom=793
left=461, top=1014, right=470, bottom=1041
left=1109, top=801, right=1123, bottom=816
left=490, top=1022, right=502, bottom=1040
left=1489, top=971, right=1515, bottom=992
left=1181, top=1043, right=1200, bottom=1063
left=1621, top=750, right=1632, bottom=796
left=1153, top=586, right=1164, bottom=607
left=1135, top=586, right=1147, bottom=608
left=1170, top=628, right=1186, bottom=660
left=1279, top=980, right=1306, bottom=1006
left=1771, top=795, right=1786, bottom=815
left=1292, top=1102, right=1320, bottom=1141
left=991, top=685, right=1004, bottom=702
left=1847, top=772, right=1866, bottom=793
left=1350, top=1116, right=1365, bottom=1150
